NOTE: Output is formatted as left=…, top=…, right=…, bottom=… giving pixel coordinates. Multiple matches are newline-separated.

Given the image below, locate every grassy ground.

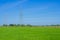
left=0, top=26, right=60, bottom=40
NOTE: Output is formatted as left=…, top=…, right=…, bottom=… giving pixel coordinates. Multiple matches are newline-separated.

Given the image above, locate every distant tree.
left=21, top=24, right=25, bottom=27
left=9, top=24, right=15, bottom=26
left=50, top=24, right=60, bottom=27
left=41, top=25, right=45, bottom=27
left=56, top=24, right=60, bottom=26
left=50, top=25, right=55, bottom=26
left=26, top=24, right=32, bottom=27
left=3, top=24, right=7, bottom=26
left=17, top=24, right=20, bottom=26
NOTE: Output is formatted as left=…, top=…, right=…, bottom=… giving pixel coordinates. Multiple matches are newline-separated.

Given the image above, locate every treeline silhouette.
left=2, top=24, right=32, bottom=27
left=1, top=24, right=60, bottom=27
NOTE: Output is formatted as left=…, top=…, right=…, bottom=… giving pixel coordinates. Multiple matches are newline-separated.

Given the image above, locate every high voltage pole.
left=20, top=4, right=23, bottom=25
left=19, top=1, right=23, bottom=25
left=4, top=0, right=24, bottom=26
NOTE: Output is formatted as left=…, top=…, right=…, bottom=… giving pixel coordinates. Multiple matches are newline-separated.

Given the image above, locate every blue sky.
left=0, top=0, right=60, bottom=25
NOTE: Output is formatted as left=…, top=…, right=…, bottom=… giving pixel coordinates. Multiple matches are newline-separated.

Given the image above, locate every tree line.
left=2, top=24, right=60, bottom=27
left=2, top=24, right=32, bottom=27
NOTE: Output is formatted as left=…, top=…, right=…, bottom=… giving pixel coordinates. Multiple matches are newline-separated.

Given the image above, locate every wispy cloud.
left=0, top=0, right=28, bottom=10
left=0, top=1, right=19, bottom=11
left=23, top=6, right=48, bottom=14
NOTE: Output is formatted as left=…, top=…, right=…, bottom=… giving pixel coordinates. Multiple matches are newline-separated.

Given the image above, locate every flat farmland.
left=0, top=27, right=60, bottom=40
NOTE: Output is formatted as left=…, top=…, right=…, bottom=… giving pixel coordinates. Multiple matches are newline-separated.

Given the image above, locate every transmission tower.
left=19, top=2, right=23, bottom=25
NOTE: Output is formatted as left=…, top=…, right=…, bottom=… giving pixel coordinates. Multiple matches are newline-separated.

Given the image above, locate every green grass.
left=0, top=26, right=60, bottom=40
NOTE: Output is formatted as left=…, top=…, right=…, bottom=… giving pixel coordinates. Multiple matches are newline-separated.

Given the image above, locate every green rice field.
left=0, top=26, right=60, bottom=40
